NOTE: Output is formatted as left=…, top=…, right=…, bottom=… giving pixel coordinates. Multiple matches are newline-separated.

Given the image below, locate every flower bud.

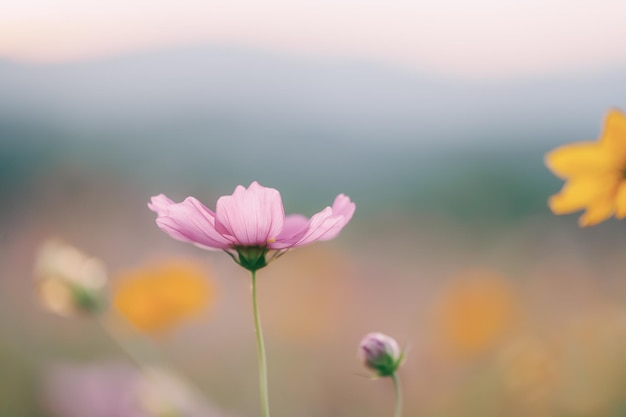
left=34, top=240, right=108, bottom=317
left=358, top=332, right=403, bottom=377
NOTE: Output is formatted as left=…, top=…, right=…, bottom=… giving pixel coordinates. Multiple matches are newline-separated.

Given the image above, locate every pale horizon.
left=2, top=0, right=626, bottom=80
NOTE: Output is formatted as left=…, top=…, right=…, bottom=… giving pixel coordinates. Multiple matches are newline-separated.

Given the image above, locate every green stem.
left=251, top=270, right=270, bottom=417
left=98, top=316, right=208, bottom=417
left=97, top=315, right=154, bottom=369
left=392, top=372, right=403, bottom=417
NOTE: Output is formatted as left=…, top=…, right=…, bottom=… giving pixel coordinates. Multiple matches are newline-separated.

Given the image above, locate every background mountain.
left=1, top=45, right=625, bottom=221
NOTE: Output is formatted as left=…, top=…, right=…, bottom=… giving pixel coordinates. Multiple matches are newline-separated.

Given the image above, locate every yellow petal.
left=545, top=142, right=619, bottom=179
left=548, top=175, right=619, bottom=215
left=600, top=109, right=626, bottom=160
left=579, top=198, right=615, bottom=227
left=615, top=181, right=626, bottom=219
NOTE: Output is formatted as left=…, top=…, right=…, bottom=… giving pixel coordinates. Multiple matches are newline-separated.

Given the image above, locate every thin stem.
left=391, top=372, right=403, bottom=417
left=97, top=315, right=155, bottom=369
left=97, top=314, right=210, bottom=412
left=251, top=270, right=270, bottom=417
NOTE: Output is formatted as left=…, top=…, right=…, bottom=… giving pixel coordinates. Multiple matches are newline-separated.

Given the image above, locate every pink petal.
left=271, top=194, right=355, bottom=249
left=214, top=181, right=285, bottom=246
left=270, top=214, right=309, bottom=248
left=293, top=207, right=347, bottom=246
left=148, top=194, right=175, bottom=215
left=332, top=194, right=356, bottom=223
left=148, top=195, right=231, bottom=250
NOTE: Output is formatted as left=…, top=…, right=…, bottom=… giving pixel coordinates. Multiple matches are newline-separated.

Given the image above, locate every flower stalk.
left=251, top=269, right=270, bottom=417
left=391, top=372, right=402, bottom=417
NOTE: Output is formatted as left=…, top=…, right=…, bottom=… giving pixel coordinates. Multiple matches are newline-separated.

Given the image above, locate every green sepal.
left=374, top=345, right=407, bottom=378
left=236, top=246, right=268, bottom=272
left=69, top=283, right=106, bottom=315
left=373, top=352, right=399, bottom=377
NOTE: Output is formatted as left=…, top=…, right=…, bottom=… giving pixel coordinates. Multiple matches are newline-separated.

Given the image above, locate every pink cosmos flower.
left=148, top=181, right=355, bottom=270
left=42, top=362, right=225, bottom=417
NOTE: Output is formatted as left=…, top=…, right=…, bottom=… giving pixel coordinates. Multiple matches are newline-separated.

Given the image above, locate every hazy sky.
left=2, top=0, right=626, bottom=79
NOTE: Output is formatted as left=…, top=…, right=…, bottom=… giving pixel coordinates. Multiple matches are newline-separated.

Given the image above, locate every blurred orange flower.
left=545, top=109, right=626, bottom=226
left=113, top=260, right=213, bottom=334
left=434, top=270, right=517, bottom=358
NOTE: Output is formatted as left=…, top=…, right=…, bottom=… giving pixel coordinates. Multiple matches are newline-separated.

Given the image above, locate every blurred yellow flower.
left=34, top=240, right=107, bottom=317
left=434, top=270, right=517, bottom=358
left=545, top=109, right=626, bottom=226
left=112, top=260, right=213, bottom=334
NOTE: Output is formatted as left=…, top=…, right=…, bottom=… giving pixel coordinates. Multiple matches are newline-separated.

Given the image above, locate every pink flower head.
left=358, top=332, right=403, bottom=377
left=149, top=181, right=355, bottom=270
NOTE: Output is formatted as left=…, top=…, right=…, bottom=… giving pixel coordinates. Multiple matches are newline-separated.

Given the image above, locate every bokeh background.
left=3, top=1, right=626, bottom=416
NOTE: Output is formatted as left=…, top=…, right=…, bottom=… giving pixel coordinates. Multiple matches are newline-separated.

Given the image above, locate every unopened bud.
left=34, top=240, right=108, bottom=317
left=358, top=332, right=403, bottom=377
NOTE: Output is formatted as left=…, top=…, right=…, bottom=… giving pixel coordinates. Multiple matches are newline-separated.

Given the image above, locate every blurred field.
left=3, top=156, right=626, bottom=417
left=2, top=48, right=626, bottom=417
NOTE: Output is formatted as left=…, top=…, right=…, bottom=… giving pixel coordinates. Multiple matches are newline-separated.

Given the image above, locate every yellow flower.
left=545, top=109, right=626, bottom=226
left=112, top=260, right=213, bottom=334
